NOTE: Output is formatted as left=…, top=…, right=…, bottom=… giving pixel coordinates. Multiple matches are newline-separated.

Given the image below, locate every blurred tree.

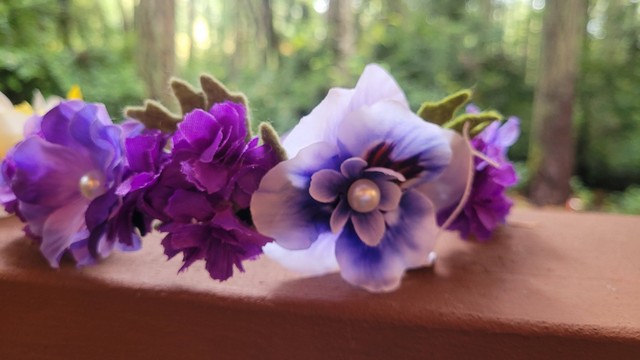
left=328, top=0, right=354, bottom=77
left=134, top=0, right=176, bottom=105
left=529, top=0, right=587, bottom=205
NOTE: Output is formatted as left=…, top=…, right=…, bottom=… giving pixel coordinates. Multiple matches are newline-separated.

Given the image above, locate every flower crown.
left=0, top=64, right=519, bottom=293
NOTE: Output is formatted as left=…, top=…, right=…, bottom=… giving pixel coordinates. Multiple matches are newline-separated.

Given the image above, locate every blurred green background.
left=1, top=0, right=639, bottom=213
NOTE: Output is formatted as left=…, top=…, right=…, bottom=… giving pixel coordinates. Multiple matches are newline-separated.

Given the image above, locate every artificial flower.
left=251, top=64, right=460, bottom=292
left=436, top=115, right=520, bottom=240
left=3, top=100, right=135, bottom=266
left=121, top=101, right=279, bottom=281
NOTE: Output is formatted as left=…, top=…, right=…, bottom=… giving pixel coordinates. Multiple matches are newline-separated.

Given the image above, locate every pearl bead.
left=79, top=171, right=106, bottom=200
left=347, top=179, right=381, bottom=213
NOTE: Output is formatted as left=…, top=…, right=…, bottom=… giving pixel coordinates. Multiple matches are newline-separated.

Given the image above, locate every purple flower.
left=1, top=150, right=18, bottom=215
left=437, top=117, right=520, bottom=240
left=160, top=209, right=267, bottom=281
left=122, top=101, right=278, bottom=281
left=4, top=100, right=132, bottom=266
left=113, top=126, right=171, bottom=249
left=251, top=64, right=459, bottom=292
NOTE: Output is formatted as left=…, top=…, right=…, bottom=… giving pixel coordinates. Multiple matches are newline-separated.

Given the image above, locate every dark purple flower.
left=122, top=101, right=279, bottom=281
left=113, top=127, right=171, bottom=249
left=437, top=117, right=520, bottom=241
left=5, top=100, right=132, bottom=266
left=1, top=149, right=18, bottom=215
left=160, top=209, right=270, bottom=281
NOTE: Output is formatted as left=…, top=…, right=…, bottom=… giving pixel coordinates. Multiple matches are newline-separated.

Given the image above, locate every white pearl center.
left=79, top=171, right=106, bottom=200
left=347, top=179, right=381, bottom=213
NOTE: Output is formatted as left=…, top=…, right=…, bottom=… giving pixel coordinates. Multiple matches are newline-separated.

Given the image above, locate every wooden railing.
left=1, top=208, right=639, bottom=359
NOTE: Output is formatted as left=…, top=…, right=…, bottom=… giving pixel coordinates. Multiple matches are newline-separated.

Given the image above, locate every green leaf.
left=417, top=89, right=472, bottom=125
left=444, top=110, right=503, bottom=134
left=259, top=122, right=288, bottom=162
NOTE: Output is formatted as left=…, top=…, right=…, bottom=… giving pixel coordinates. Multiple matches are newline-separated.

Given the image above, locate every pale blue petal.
left=337, top=100, right=451, bottom=184
left=347, top=64, right=409, bottom=112
left=335, top=189, right=437, bottom=292
left=283, top=88, right=355, bottom=157
left=251, top=142, right=340, bottom=250
left=263, top=232, right=339, bottom=276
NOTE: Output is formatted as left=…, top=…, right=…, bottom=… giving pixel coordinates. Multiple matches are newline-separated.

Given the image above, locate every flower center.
left=79, top=170, right=106, bottom=200
left=347, top=179, right=381, bottom=213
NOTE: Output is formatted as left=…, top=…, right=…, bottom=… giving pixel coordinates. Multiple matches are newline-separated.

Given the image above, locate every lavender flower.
left=4, top=100, right=134, bottom=266
left=437, top=117, right=520, bottom=240
left=121, top=101, right=278, bottom=281
left=251, top=64, right=460, bottom=292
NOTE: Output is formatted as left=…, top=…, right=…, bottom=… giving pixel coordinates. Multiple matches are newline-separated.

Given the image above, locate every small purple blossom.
left=121, top=101, right=278, bottom=281
left=437, top=116, right=520, bottom=240
left=4, top=100, right=136, bottom=266
left=251, top=64, right=456, bottom=292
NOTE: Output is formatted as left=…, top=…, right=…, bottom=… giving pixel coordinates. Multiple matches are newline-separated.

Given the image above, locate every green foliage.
left=605, top=186, right=640, bottom=215
left=0, top=0, right=143, bottom=119
left=418, top=89, right=472, bottom=125
left=1, top=0, right=639, bottom=197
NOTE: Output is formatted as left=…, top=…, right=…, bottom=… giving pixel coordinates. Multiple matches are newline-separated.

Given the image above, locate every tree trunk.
left=134, top=0, right=176, bottom=106
left=327, top=0, right=354, bottom=78
left=261, top=0, right=280, bottom=68
left=528, top=0, right=587, bottom=205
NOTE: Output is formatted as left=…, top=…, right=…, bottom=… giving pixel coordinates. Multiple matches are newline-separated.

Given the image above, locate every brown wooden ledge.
left=1, top=208, right=639, bottom=359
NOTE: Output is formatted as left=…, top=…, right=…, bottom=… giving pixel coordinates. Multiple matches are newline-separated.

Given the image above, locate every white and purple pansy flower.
left=250, top=64, right=464, bottom=292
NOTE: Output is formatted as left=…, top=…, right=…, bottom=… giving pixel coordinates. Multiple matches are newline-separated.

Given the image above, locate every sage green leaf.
left=417, top=89, right=472, bottom=125
left=443, top=110, right=503, bottom=134
left=259, top=122, right=288, bottom=162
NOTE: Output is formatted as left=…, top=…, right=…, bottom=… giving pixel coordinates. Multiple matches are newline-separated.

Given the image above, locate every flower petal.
left=340, top=157, right=367, bottom=179
left=263, top=232, right=339, bottom=276
left=330, top=198, right=351, bottom=233
left=40, top=199, right=88, bottom=267
left=11, top=136, right=88, bottom=207
left=283, top=88, right=355, bottom=157
left=336, top=100, right=451, bottom=184
left=251, top=142, right=340, bottom=250
left=335, top=189, right=437, bottom=292
left=347, top=64, right=409, bottom=111
left=165, top=189, right=214, bottom=222
left=417, top=130, right=471, bottom=212
left=334, top=223, right=406, bottom=292
left=495, top=117, right=520, bottom=148
left=373, top=179, right=402, bottom=211
left=351, top=210, right=385, bottom=247
left=309, top=169, right=346, bottom=203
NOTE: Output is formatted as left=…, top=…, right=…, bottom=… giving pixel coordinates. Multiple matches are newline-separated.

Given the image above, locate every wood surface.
left=0, top=208, right=639, bottom=359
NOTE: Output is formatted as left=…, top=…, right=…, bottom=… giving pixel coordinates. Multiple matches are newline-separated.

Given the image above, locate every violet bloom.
left=113, top=126, right=171, bottom=249
left=251, top=64, right=460, bottom=292
left=124, top=101, right=278, bottom=281
left=6, top=100, right=130, bottom=266
left=437, top=117, right=520, bottom=240
left=0, top=151, right=17, bottom=215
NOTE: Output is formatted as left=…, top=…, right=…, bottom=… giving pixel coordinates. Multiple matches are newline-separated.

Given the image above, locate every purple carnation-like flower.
left=251, top=64, right=461, bottom=292
left=437, top=115, right=520, bottom=240
left=4, top=100, right=135, bottom=266
left=121, top=101, right=279, bottom=281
